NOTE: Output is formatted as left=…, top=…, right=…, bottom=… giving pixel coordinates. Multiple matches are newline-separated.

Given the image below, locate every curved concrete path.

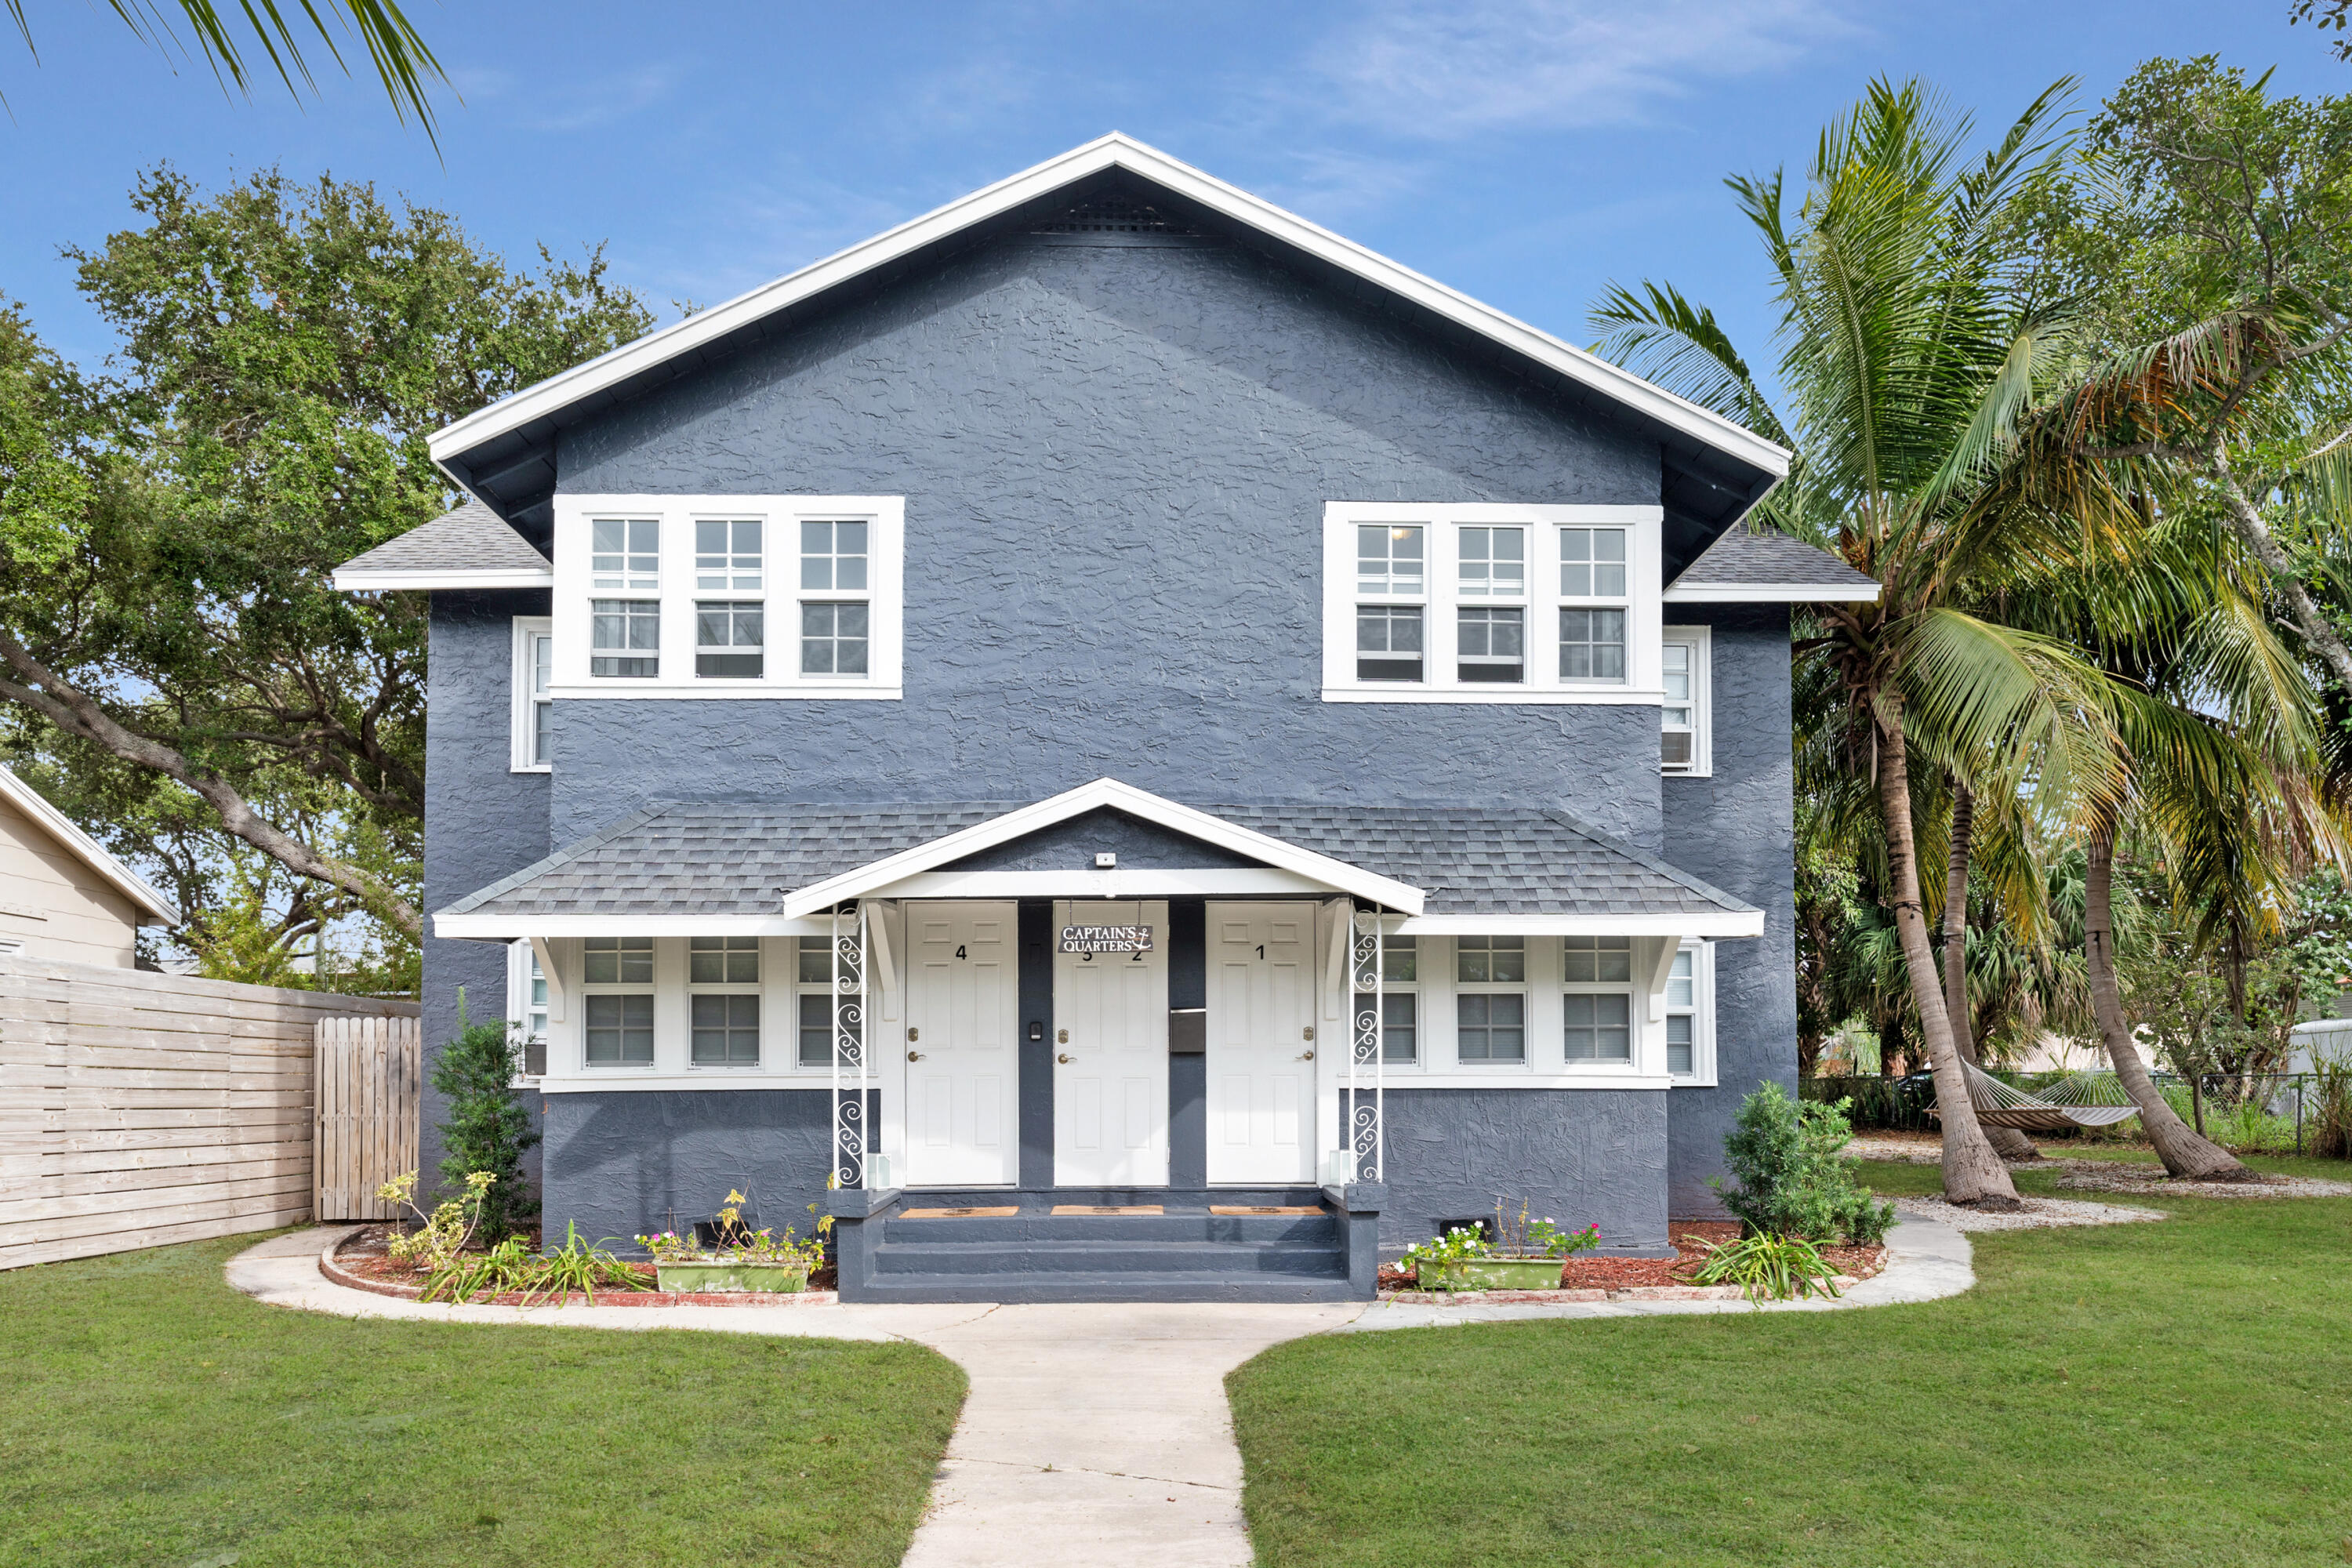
left=227, top=1216, right=1969, bottom=1567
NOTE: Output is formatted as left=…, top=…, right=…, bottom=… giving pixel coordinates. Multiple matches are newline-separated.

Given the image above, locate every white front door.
left=1053, top=901, right=1170, bottom=1187
left=1206, top=902, right=1317, bottom=1185
left=902, top=902, right=1019, bottom=1187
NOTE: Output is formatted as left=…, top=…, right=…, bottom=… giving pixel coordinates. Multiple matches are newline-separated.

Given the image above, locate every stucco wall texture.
left=423, top=230, right=1795, bottom=1246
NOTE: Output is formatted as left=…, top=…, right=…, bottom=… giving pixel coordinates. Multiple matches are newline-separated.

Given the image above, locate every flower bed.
left=1377, top=1222, right=1884, bottom=1305
left=328, top=1225, right=840, bottom=1307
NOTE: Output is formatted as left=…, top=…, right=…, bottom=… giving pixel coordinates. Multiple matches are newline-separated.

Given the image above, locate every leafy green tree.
left=0, top=169, right=653, bottom=947
left=433, top=989, right=538, bottom=1241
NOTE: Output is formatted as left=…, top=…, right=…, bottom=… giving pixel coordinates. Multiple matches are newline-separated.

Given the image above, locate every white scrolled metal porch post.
left=1349, top=904, right=1385, bottom=1183
left=830, top=903, right=869, bottom=1188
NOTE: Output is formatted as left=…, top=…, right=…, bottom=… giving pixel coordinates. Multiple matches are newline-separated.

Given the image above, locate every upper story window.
left=550, top=495, right=904, bottom=700
left=591, top=518, right=659, bottom=590
left=1661, top=626, right=1713, bottom=775
left=1323, top=503, right=1663, bottom=705
left=510, top=617, right=553, bottom=772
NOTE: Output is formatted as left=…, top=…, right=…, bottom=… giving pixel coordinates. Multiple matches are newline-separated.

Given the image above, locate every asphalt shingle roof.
left=1670, top=526, right=1878, bottom=592
left=334, top=501, right=552, bottom=577
left=438, top=800, right=1755, bottom=921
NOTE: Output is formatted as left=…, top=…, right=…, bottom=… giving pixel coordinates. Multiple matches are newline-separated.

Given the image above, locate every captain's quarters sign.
left=1059, top=924, right=1155, bottom=954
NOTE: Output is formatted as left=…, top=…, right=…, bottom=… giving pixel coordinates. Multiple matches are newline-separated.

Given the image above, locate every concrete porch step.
left=841, top=1270, right=1363, bottom=1304
left=872, top=1238, right=1348, bottom=1277
left=884, top=1210, right=1336, bottom=1244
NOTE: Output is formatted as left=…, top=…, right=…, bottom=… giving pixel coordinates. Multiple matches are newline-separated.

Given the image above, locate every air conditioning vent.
left=1661, top=731, right=1694, bottom=771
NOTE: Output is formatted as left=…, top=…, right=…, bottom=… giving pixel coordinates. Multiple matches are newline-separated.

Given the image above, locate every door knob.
left=1058, top=1053, right=1073, bottom=1065
left=1298, top=1049, right=1316, bottom=1061
left=907, top=1051, right=924, bottom=1062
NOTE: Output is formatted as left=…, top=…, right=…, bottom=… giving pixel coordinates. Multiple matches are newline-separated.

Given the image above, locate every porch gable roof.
left=433, top=781, right=1761, bottom=939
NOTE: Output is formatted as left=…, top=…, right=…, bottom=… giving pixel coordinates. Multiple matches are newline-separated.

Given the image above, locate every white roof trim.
left=1663, top=583, right=1882, bottom=604
left=0, top=764, right=180, bottom=925
left=780, top=779, right=1428, bottom=918
left=332, top=567, right=555, bottom=593
left=1396, top=912, right=1764, bottom=937
left=437, top=913, right=836, bottom=939
left=430, top=133, right=1790, bottom=482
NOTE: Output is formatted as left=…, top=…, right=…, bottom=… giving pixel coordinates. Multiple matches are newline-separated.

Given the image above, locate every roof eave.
left=1663, top=583, right=1883, bottom=604
left=0, top=766, right=180, bottom=925
left=332, top=568, right=554, bottom=594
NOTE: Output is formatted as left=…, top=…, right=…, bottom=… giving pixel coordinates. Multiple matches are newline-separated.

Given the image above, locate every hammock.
left=1924, top=1062, right=2143, bottom=1131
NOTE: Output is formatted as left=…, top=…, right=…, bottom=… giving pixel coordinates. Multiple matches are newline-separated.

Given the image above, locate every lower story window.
left=1564, top=993, right=1632, bottom=1062
left=1356, top=604, right=1424, bottom=681
left=590, top=599, right=659, bottom=678
left=1667, top=946, right=1699, bottom=1076
left=802, top=601, right=869, bottom=675
left=696, top=602, right=764, bottom=679
left=1353, top=990, right=1418, bottom=1063
left=1667, top=1014, right=1696, bottom=1076
left=691, top=993, right=760, bottom=1065
left=585, top=993, right=654, bottom=1064
left=798, top=991, right=861, bottom=1065
left=1559, top=607, right=1626, bottom=681
left=1457, top=993, right=1525, bottom=1062
left=1457, top=606, right=1524, bottom=683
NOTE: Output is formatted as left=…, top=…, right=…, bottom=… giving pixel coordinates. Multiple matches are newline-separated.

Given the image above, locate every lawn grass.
left=1229, top=1160, right=2352, bottom=1567
left=0, top=1234, right=965, bottom=1567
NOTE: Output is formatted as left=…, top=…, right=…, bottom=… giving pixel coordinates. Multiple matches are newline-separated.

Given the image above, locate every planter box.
left=654, top=1261, right=808, bottom=1294
left=1416, top=1256, right=1564, bottom=1290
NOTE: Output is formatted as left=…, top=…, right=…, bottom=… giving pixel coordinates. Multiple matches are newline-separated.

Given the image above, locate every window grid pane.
left=1457, top=526, right=1525, bottom=598
left=1559, top=528, right=1627, bottom=598
left=797, top=991, right=860, bottom=1065
left=1456, top=935, right=1526, bottom=984
left=1356, top=604, right=1424, bottom=682
left=691, top=993, right=760, bottom=1065
left=1559, top=608, right=1627, bottom=681
left=1563, top=935, right=1632, bottom=984
left=802, top=601, right=870, bottom=676
left=591, top=518, right=659, bottom=590
left=696, top=601, right=765, bottom=680
left=584, top=993, right=654, bottom=1063
left=590, top=599, right=660, bottom=678
left=583, top=935, right=652, bottom=985
left=1457, top=606, right=1525, bottom=684
left=1667, top=1014, right=1696, bottom=1076
left=1381, top=934, right=1416, bottom=983
left=800, top=520, right=869, bottom=592
left=689, top=935, right=760, bottom=985
left=695, top=519, right=764, bottom=591
left=1564, top=993, right=1632, bottom=1062
left=1355, top=990, right=1418, bottom=1063
left=1356, top=524, right=1425, bottom=597
left=1457, top=992, right=1526, bottom=1062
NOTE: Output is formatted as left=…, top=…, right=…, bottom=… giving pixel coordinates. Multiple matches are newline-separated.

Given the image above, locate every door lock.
left=906, top=1027, right=920, bottom=1042
left=1302, top=1025, right=1316, bottom=1041
left=907, top=1051, right=924, bottom=1062
left=1057, top=1028, right=1069, bottom=1044
left=1057, top=1053, right=1073, bottom=1065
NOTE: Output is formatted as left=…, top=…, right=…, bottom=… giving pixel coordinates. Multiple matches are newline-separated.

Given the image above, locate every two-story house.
left=335, top=135, right=1877, bottom=1301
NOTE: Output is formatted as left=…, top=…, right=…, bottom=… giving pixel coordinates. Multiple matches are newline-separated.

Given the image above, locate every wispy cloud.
left=519, top=63, right=688, bottom=134
left=1312, top=0, right=1853, bottom=137
left=1260, top=147, right=1440, bottom=223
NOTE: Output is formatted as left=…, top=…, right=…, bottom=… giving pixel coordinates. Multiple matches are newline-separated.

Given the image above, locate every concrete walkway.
left=225, top=1216, right=1970, bottom=1566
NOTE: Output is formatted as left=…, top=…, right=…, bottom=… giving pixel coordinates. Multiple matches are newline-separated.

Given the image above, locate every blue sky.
left=2, top=2, right=2339, bottom=388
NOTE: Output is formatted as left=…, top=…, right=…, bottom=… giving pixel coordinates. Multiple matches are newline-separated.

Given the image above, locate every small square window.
left=1565, top=993, right=1632, bottom=1062
left=1458, top=526, right=1525, bottom=598
left=1563, top=935, right=1633, bottom=984
left=1559, top=608, right=1627, bottom=681
left=1380, top=934, right=1416, bottom=983
left=1457, top=606, right=1524, bottom=684
left=798, top=990, right=860, bottom=1065
left=1457, top=934, right=1525, bottom=984
left=797, top=935, right=838, bottom=985
left=696, top=601, right=764, bottom=679
left=590, top=599, right=660, bottom=678
left=583, top=935, right=652, bottom=985
left=584, top=993, right=654, bottom=1064
left=801, top=520, right=869, bottom=591
left=1559, top=528, right=1627, bottom=598
left=1457, top=993, right=1526, bottom=1062
left=1357, top=524, right=1425, bottom=597
left=1355, top=989, right=1418, bottom=1063
left=689, top=935, right=760, bottom=985
left=695, top=519, right=763, bottom=590
left=691, top=993, right=760, bottom=1065
left=802, top=601, right=869, bottom=676
left=1356, top=605, right=1424, bottom=681
left=591, top=518, right=660, bottom=590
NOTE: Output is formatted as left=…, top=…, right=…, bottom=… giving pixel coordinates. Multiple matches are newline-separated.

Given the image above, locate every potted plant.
left=1403, top=1200, right=1601, bottom=1290
left=637, top=1190, right=826, bottom=1293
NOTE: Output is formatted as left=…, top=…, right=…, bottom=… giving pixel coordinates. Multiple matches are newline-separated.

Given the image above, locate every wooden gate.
left=314, top=1014, right=422, bottom=1221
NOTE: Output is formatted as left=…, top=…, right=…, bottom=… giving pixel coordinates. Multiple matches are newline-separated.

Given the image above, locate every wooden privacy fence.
left=314, top=1014, right=422, bottom=1221
left=0, top=957, right=416, bottom=1271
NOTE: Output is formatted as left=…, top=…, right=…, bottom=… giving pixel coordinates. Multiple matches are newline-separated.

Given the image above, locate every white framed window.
left=1352, top=932, right=1420, bottom=1065
left=1454, top=935, right=1526, bottom=1063
left=509, top=617, right=553, bottom=771
left=581, top=935, right=655, bottom=1067
left=688, top=935, right=760, bottom=1067
left=1667, top=940, right=1717, bottom=1084
left=1323, top=503, right=1663, bottom=703
left=1562, top=935, right=1635, bottom=1065
left=505, top=940, right=548, bottom=1078
left=1661, top=626, right=1713, bottom=775
left=550, top=495, right=903, bottom=699
left=795, top=935, right=855, bottom=1067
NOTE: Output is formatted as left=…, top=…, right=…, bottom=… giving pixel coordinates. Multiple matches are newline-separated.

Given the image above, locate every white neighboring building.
left=0, top=764, right=180, bottom=966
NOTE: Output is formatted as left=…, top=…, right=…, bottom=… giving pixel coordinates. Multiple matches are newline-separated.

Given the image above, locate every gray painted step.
left=873, top=1240, right=1346, bottom=1277
left=884, top=1211, right=1335, bottom=1244
left=844, top=1272, right=1364, bottom=1305
left=905, top=1186, right=1326, bottom=1210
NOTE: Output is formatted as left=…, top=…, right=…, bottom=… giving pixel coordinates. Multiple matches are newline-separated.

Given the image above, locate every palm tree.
left=1590, top=78, right=2139, bottom=1206
left=5, top=1, right=444, bottom=135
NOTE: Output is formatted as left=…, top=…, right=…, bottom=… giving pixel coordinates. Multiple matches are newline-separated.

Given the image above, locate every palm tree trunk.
left=1877, top=705, right=2020, bottom=1205
left=2083, top=818, right=2254, bottom=1181
left=1943, top=781, right=2040, bottom=1161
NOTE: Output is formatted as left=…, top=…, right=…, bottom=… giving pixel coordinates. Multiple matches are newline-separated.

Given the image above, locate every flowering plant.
left=1398, top=1225, right=1491, bottom=1285
left=1525, top=1218, right=1602, bottom=1258
left=377, top=1168, right=493, bottom=1272
left=637, top=1190, right=826, bottom=1272
left=1491, top=1198, right=1601, bottom=1258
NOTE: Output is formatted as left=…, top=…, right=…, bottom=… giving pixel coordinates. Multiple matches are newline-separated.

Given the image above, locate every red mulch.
left=333, top=1224, right=838, bottom=1294
left=1380, top=1221, right=1885, bottom=1291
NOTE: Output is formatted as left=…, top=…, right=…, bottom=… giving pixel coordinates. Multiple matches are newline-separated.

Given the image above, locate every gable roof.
left=430, top=133, right=1788, bottom=540
left=0, top=764, right=180, bottom=925
left=331, top=501, right=554, bottom=593
left=433, top=781, right=1762, bottom=938
left=1663, top=526, right=1882, bottom=603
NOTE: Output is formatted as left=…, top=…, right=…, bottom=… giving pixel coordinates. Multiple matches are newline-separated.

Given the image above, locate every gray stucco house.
left=335, top=135, right=1876, bottom=1301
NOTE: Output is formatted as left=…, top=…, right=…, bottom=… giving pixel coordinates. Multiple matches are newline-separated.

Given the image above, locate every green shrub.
left=1691, top=1232, right=1843, bottom=1304
left=432, top=987, right=539, bottom=1241
left=1713, top=1082, right=1894, bottom=1245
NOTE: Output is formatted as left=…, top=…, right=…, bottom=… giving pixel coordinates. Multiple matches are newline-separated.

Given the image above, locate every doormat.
left=1051, top=1204, right=1163, bottom=1215
left=900, top=1207, right=1020, bottom=1218
left=1210, top=1205, right=1323, bottom=1215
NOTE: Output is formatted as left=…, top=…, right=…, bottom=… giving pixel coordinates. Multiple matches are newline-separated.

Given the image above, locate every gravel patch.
left=2053, top=1167, right=2352, bottom=1200
left=1892, top=1195, right=2165, bottom=1232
